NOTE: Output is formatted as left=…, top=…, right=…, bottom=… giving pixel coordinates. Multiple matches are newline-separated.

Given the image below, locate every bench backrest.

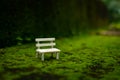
left=35, top=38, right=56, bottom=49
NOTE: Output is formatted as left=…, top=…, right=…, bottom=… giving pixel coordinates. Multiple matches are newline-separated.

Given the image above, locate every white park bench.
left=35, top=38, right=60, bottom=61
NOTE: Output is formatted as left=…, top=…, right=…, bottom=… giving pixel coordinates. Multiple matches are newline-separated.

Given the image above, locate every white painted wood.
left=36, top=43, right=56, bottom=47
left=35, top=38, right=55, bottom=41
left=41, top=53, right=44, bottom=61
left=36, top=52, right=38, bottom=58
left=35, top=38, right=60, bottom=61
left=36, top=48, right=60, bottom=53
left=56, top=53, right=59, bottom=59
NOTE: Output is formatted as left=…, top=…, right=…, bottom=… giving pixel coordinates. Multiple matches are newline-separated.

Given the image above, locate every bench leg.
left=51, top=53, right=54, bottom=58
left=56, top=53, right=59, bottom=59
left=36, top=52, right=38, bottom=58
left=41, top=53, right=44, bottom=61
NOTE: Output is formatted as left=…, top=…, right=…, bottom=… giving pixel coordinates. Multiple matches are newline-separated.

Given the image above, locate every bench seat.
left=36, top=48, right=60, bottom=53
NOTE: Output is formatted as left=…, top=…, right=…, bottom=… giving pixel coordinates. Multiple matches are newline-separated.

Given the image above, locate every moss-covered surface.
left=0, top=35, right=120, bottom=80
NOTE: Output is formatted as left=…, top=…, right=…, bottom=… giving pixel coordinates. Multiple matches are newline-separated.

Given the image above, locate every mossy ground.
left=0, top=35, right=120, bottom=80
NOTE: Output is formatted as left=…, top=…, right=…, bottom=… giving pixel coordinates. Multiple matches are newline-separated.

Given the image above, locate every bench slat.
left=36, top=48, right=60, bottom=53
left=36, top=43, right=56, bottom=47
left=35, top=38, right=55, bottom=41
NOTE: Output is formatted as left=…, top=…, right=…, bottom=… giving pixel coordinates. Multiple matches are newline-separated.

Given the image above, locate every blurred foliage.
left=102, top=0, right=120, bottom=22
left=109, top=22, right=120, bottom=30
left=0, top=0, right=108, bottom=48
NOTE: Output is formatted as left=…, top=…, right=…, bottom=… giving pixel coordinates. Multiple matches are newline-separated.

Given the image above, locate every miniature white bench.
left=35, top=38, right=60, bottom=61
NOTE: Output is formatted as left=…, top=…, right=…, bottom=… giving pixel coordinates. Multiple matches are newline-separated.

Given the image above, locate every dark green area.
left=102, top=0, right=120, bottom=22
left=0, top=35, right=120, bottom=80
left=0, top=0, right=108, bottom=48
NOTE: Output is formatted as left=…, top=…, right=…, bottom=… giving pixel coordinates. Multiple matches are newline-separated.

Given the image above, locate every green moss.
left=0, top=35, right=120, bottom=80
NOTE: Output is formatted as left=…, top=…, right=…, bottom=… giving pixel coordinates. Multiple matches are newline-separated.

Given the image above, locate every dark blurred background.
left=0, top=0, right=120, bottom=48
